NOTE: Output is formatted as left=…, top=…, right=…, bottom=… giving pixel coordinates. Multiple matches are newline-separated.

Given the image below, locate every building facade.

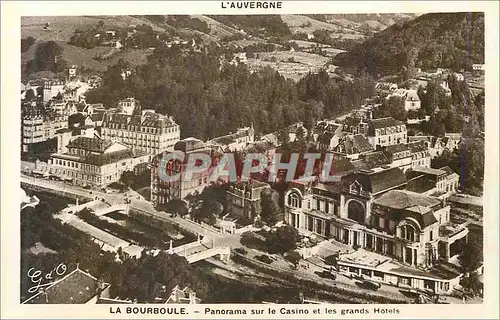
left=366, top=117, right=407, bottom=149
left=226, top=180, right=271, bottom=221
left=22, top=110, right=69, bottom=152
left=101, top=109, right=180, bottom=157
left=283, top=168, right=467, bottom=294
left=48, top=136, right=149, bottom=186
left=150, top=138, right=222, bottom=205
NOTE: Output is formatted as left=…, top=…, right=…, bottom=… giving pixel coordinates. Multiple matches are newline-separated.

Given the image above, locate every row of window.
left=53, top=158, right=101, bottom=173
left=375, top=126, right=406, bottom=136
left=103, top=124, right=179, bottom=134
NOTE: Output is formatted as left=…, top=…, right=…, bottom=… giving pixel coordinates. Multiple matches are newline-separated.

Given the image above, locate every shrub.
left=324, top=253, right=339, bottom=266
left=255, top=254, right=273, bottom=264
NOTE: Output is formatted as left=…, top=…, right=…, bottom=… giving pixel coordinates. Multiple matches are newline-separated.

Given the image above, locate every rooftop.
left=411, top=166, right=447, bottom=176
left=353, top=151, right=391, bottom=170
left=353, top=167, right=407, bottom=195
left=22, top=268, right=108, bottom=304
left=385, top=143, right=410, bottom=155
left=369, top=117, right=404, bottom=130
left=66, top=137, right=111, bottom=153
left=373, top=190, right=441, bottom=210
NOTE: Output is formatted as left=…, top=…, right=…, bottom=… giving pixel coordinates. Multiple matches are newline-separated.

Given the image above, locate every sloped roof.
left=354, top=167, right=406, bottom=195
left=23, top=268, right=106, bottom=304
left=174, top=137, right=205, bottom=153
left=354, top=151, right=391, bottom=170
left=66, top=137, right=111, bottom=153
left=405, top=89, right=420, bottom=102
left=373, top=190, right=440, bottom=228
left=374, top=190, right=441, bottom=209
left=369, top=117, right=404, bottom=130
left=406, top=175, right=435, bottom=193
left=408, top=141, right=428, bottom=153
left=385, top=143, right=410, bottom=155
left=340, top=134, right=373, bottom=154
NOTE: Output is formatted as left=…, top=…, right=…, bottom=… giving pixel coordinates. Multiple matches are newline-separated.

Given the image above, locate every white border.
left=2, top=1, right=498, bottom=319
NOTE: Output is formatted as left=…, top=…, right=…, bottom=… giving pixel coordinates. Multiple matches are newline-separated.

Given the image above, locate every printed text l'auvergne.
left=221, top=1, right=283, bottom=9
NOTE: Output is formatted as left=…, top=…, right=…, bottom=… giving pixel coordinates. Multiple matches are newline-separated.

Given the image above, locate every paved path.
left=21, top=174, right=239, bottom=243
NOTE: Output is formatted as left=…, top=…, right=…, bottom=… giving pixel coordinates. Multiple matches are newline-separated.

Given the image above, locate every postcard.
left=1, top=1, right=498, bottom=319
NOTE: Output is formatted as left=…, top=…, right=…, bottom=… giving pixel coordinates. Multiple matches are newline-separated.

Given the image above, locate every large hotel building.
left=101, top=98, right=180, bottom=157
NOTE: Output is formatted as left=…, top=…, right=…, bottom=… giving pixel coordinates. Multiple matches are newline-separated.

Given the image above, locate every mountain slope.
left=333, top=12, right=484, bottom=77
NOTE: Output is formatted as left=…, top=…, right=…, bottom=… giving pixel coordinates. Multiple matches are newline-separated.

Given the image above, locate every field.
left=244, top=51, right=331, bottom=82
left=21, top=15, right=163, bottom=42
left=22, top=40, right=152, bottom=74
left=281, top=14, right=365, bottom=40
left=190, top=15, right=241, bottom=39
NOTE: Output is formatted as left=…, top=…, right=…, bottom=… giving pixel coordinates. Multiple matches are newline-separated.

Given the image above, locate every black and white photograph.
left=2, top=1, right=499, bottom=319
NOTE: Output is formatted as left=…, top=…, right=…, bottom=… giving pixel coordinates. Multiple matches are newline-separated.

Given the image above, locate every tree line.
left=85, top=47, right=376, bottom=141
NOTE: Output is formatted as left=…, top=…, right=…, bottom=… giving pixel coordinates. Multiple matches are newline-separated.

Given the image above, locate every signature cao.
left=27, top=263, right=67, bottom=293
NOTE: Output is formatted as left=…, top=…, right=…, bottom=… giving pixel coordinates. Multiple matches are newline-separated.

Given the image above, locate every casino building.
left=284, top=165, right=468, bottom=294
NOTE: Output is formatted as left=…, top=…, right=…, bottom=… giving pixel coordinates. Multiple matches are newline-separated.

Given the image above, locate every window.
left=288, top=193, right=300, bottom=208
left=430, top=230, right=434, bottom=241
left=401, top=225, right=416, bottom=242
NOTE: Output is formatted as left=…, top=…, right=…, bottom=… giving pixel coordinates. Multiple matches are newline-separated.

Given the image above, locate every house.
left=287, top=123, right=308, bottom=142
left=226, top=180, right=271, bottom=221
left=206, top=126, right=255, bottom=152
left=22, top=105, right=69, bottom=153
left=165, top=286, right=200, bottom=304
left=150, top=138, right=222, bottom=205
left=407, top=166, right=460, bottom=196
left=285, top=171, right=466, bottom=294
left=383, top=143, right=412, bottom=172
left=403, top=89, right=421, bottom=111
left=260, top=132, right=279, bottom=146
left=440, top=81, right=452, bottom=97
left=452, top=72, right=465, bottom=81
left=48, top=136, right=149, bottom=186
left=68, top=65, right=77, bottom=79
left=43, top=79, right=65, bottom=103
left=22, top=266, right=110, bottom=304
left=351, top=151, right=391, bottom=171
left=334, top=190, right=467, bottom=294
left=111, top=40, right=122, bottom=49
left=472, top=64, right=485, bottom=71
left=334, top=134, right=374, bottom=159
left=408, top=141, right=431, bottom=170
left=315, top=121, right=343, bottom=150
left=366, top=117, right=407, bottom=149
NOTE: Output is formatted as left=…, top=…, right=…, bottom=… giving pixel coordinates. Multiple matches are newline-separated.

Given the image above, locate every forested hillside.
left=333, top=12, right=484, bottom=77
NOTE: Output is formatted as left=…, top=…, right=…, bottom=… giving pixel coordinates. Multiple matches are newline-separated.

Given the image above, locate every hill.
left=333, top=12, right=485, bottom=77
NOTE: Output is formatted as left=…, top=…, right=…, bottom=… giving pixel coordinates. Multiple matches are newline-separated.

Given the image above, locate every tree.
left=375, top=96, right=407, bottom=121
left=460, top=273, right=483, bottom=296
left=266, top=225, right=299, bottom=254
left=260, top=188, right=282, bottom=225
left=120, top=170, right=135, bottom=187
left=285, top=250, right=301, bottom=267
left=26, top=41, right=65, bottom=74
left=459, top=240, right=483, bottom=273
left=296, top=126, right=306, bottom=142
left=324, top=253, right=339, bottom=267
left=25, top=89, right=36, bottom=101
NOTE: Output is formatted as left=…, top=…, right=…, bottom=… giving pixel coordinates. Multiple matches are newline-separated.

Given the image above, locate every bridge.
left=152, top=238, right=231, bottom=264
left=21, top=175, right=238, bottom=264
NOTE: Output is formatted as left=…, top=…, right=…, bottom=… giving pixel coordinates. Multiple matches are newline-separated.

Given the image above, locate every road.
left=21, top=174, right=244, bottom=246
